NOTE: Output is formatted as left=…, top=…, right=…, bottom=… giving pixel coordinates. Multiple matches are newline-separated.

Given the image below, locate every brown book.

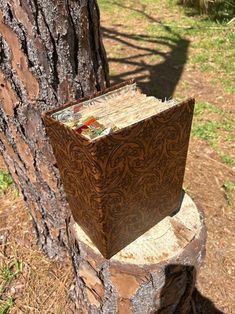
left=42, top=80, right=195, bottom=258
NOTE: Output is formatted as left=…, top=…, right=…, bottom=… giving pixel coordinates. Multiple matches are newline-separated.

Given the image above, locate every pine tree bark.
left=0, top=0, right=109, bottom=259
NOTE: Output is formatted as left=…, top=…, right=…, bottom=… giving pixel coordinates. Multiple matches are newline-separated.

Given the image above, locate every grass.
left=193, top=102, right=225, bottom=115
left=0, top=171, right=13, bottom=192
left=223, top=181, right=235, bottom=206
left=99, top=0, right=234, bottom=168
left=192, top=102, right=235, bottom=166
left=99, top=0, right=235, bottom=94
left=0, top=259, right=22, bottom=314
left=221, top=155, right=235, bottom=167
left=192, top=120, right=221, bottom=143
left=222, top=79, right=235, bottom=94
left=192, top=27, right=234, bottom=91
left=0, top=259, right=22, bottom=295
left=0, top=298, right=13, bottom=314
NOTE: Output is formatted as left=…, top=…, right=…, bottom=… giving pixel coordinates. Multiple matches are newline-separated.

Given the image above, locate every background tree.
left=0, top=0, right=109, bottom=259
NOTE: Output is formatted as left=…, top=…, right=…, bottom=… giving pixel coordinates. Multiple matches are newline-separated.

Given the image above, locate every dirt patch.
left=185, top=138, right=235, bottom=313
left=178, top=69, right=235, bottom=113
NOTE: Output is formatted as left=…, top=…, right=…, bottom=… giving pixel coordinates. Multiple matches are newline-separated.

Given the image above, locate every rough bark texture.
left=68, top=194, right=207, bottom=313
left=0, top=0, right=109, bottom=259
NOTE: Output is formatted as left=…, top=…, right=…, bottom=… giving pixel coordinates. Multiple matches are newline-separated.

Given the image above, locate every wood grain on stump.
left=68, top=193, right=207, bottom=313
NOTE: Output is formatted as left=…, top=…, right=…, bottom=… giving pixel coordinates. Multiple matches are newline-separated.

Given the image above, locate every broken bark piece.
left=68, top=193, right=207, bottom=313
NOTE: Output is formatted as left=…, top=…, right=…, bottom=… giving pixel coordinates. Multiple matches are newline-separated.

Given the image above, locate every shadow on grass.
left=101, top=2, right=190, bottom=99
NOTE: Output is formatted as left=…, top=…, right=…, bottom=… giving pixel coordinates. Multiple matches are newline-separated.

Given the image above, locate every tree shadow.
left=101, top=2, right=190, bottom=99
left=192, top=288, right=224, bottom=314
left=157, top=264, right=224, bottom=314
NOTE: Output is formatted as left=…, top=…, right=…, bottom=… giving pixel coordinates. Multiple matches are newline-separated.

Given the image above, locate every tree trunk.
left=0, top=0, right=109, bottom=259
left=67, top=193, right=207, bottom=313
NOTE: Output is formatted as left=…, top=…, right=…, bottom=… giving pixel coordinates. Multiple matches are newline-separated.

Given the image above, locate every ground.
left=0, top=0, right=234, bottom=313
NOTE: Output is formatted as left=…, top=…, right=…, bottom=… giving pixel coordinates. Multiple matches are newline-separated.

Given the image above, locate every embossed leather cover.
left=42, top=80, right=195, bottom=258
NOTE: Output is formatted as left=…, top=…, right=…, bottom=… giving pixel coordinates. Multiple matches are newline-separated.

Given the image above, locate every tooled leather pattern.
left=43, top=99, right=194, bottom=258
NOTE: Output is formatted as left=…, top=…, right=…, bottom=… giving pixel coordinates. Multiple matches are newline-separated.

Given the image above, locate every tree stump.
left=68, top=193, right=207, bottom=313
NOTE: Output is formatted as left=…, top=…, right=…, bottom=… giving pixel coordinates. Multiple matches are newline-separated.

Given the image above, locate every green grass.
left=192, top=118, right=234, bottom=143
left=0, top=171, right=13, bottom=192
left=98, top=0, right=148, bottom=24
left=0, top=259, right=22, bottom=296
left=221, top=155, right=235, bottom=167
left=222, top=79, right=235, bottom=94
left=0, top=298, right=13, bottom=314
left=0, top=259, right=22, bottom=314
left=194, top=102, right=225, bottom=115
left=189, top=27, right=234, bottom=90
left=223, top=181, right=235, bottom=206
left=99, top=0, right=235, bottom=167
left=99, top=0, right=235, bottom=94
left=192, top=102, right=235, bottom=166
left=192, top=121, right=221, bottom=143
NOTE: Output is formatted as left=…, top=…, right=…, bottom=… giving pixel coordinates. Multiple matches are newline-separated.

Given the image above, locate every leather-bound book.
left=42, top=80, right=195, bottom=258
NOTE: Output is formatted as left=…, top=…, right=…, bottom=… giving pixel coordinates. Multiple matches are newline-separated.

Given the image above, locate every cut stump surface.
left=68, top=193, right=207, bottom=314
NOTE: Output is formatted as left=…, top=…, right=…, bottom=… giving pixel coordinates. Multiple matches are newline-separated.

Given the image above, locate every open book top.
left=51, top=83, right=179, bottom=141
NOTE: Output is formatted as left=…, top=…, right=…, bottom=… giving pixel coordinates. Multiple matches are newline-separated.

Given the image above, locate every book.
left=42, top=80, right=195, bottom=258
